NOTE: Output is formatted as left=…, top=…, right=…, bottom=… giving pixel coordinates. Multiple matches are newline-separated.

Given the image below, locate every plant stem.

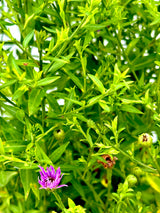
left=45, top=15, right=88, bottom=74
left=82, top=178, right=104, bottom=213
left=105, top=169, right=112, bottom=210
left=148, top=148, right=160, bottom=175
left=39, top=46, right=46, bottom=128
left=0, top=91, right=40, bottom=124
left=52, top=191, right=66, bottom=212
left=102, top=135, right=158, bottom=173
left=117, top=201, right=122, bottom=213
left=114, top=29, right=139, bottom=82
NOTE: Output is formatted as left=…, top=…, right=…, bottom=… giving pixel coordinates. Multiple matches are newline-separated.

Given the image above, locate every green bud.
left=133, top=167, right=144, bottom=176
left=126, top=174, right=137, bottom=187
left=54, top=129, right=65, bottom=141
left=87, top=119, right=96, bottom=129
left=138, top=133, right=153, bottom=147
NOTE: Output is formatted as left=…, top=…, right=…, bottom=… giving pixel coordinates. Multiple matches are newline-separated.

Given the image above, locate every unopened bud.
left=126, top=174, right=137, bottom=187
left=138, top=133, right=152, bottom=147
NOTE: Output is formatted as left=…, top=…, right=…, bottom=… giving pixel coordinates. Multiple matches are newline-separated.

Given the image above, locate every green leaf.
left=68, top=198, right=76, bottom=209
left=30, top=171, right=40, bottom=200
left=86, top=129, right=93, bottom=147
left=71, top=179, right=85, bottom=199
left=20, top=169, right=32, bottom=200
left=126, top=38, right=139, bottom=55
left=46, top=94, right=61, bottom=113
left=43, top=26, right=56, bottom=33
left=16, top=59, right=38, bottom=67
left=112, top=116, right=118, bottom=134
left=36, top=143, right=53, bottom=165
left=120, top=105, right=143, bottom=114
left=0, top=101, right=18, bottom=117
left=23, top=30, right=34, bottom=48
left=49, top=142, right=70, bottom=163
left=4, top=140, right=28, bottom=154
left=0, top=171, right=17, bottom=187
left=0, top=138, right=4, bottom=154
left=12, top=85, right=28, bottom=100
left=23, top=9, right=41, bottom=30
left=0, top=80, right=17, bottom=90
left=45, top=52, right=74, bottom=73
left=8, top=53, right=23, bottom=78
left=63, top=87, right=83, bottom=112
left=88, top=94, right=104, bottom=106
left=36, top=76, right=60, bottom=87
left=88, top=74, right=105, bottom=94
left=63, top=69, right=84, bottom=92
left=99, top=100, right=111, bottom=112
left=134, top=54, right=156, bottom=70
left=121, top=99, right=142, bottom=104
left=16, top=109, right=25, bottom=123
left=84, top=23, right=109, bottom=30
left=28, top=88, right=45, bottom=116
left=146, top=174, right=160, bottom=193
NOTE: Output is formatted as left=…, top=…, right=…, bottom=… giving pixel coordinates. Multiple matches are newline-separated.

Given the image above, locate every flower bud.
left=126, top=174, right=137, bottom=187
left=133, top=166, right=144, bottom=176
left=54, top=129, right=65, bottom=141
left=138, top=133, right=153, bottom=147
left=87, top=119, right=96, bottom=129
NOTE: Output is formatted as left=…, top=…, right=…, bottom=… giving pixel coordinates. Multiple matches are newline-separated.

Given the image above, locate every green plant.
left=0, top=0, right=160, bottom=212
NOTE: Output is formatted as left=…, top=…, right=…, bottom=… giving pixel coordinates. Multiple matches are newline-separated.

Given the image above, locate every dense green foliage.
left=0, top=0, right=160, bottom=212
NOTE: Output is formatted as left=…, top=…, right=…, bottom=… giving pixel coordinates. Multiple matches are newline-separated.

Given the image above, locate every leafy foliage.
left=0, top=0, right=160, bottom=212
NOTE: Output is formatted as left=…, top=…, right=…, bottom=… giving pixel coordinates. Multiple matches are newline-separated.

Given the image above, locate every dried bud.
left=138, top=133, right=153, bottom=147
left=97, top=154, right=118, bottom=169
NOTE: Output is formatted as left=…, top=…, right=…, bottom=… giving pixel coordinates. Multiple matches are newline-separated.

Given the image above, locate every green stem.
left=15, top=39, right=39, bottom=65
left=82, top=178, right=104, bottom=212
left=39, top=47, right=43, bottom=72
left=45, top=15, right=88, bottom=74
left=117, top=201, right=122, bottom=213
left=157, top=71, right=160, bottom=114
left=0, top=91, right=40, bottom=124
left=82, top=147, right=94, bottom=179
left=114, top=30, right=139, bottom=82
left=105, top=169, right=112, bottom=210
left=0, top=91, right=17, bottom=107
left=148, top=148, right=160, bottom=175
left=41, top=98, right=46, bottom=128
left=52, top=191, right=66, bottom=212
left=39, top=46, right=46, bottom=128
left=1, top=25, right=38, bottom=64
left=102, top=135, right=158, bottom=173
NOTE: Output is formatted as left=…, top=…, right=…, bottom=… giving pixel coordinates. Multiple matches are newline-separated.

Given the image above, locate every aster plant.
left=1, top=0, right=160, bottom=212
left=38, top=165, right=68, bottom=211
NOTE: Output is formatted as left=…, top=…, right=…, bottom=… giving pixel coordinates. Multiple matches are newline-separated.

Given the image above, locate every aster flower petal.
left=39, top=171, right=47, bottom=179
left=56, top=184, right=68, bottom=188
left=38, top=166, right=47, bottom=176
left=50, top=165, right=56, bottom=178
left=46, top=167, right=52, bottom=177
left=55, top=167, right=61, bottom=178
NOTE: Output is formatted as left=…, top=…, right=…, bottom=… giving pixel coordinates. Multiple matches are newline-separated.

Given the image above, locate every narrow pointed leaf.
left=28, top=88, right=45, bottom=116
left=88, top=74, right=105, bottom=94
left=49, top=142, right=70, bottom=163
left=37, top=76, right=60, bottom=87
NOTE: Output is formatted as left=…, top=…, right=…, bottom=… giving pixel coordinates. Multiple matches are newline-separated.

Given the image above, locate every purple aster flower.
left=38, top=165, right=68, bottom=190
